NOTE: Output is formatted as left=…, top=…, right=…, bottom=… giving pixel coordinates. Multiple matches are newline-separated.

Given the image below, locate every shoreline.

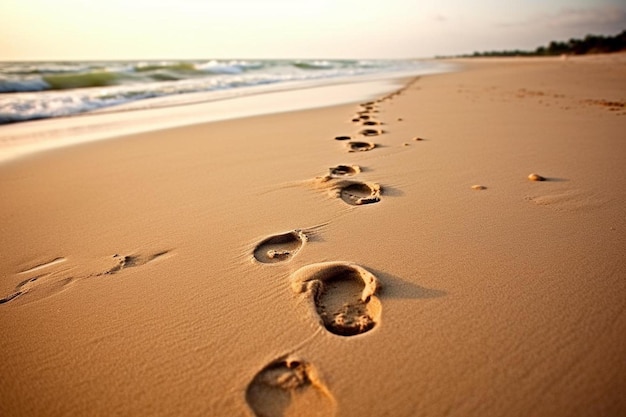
left=0, top=65, right=455, bottom=165
left=1, top=55, right=625, bottom=417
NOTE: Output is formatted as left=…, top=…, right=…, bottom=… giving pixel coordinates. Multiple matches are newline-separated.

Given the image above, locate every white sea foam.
left=0, top=76, right=50, bottom=93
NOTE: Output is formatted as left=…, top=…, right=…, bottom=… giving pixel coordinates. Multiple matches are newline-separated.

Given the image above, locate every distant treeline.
left=440, top=29, right=626, bottom=58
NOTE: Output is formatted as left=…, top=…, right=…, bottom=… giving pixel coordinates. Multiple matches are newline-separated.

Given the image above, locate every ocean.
left=0, top=59, right=449, bottom=124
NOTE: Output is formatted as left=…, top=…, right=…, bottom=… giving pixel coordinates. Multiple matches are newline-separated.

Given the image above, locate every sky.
left=1, top=0, right=625, bottom=60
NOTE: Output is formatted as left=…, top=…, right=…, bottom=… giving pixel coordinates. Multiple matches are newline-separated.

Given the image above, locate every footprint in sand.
left=327, top=164, right=361, bottom=178
left=346, top=141, right=375, bottom=152
left=352, top=115, right=373, bottom=123
left=362, top=120, right=382, bottom=126
left=314, top=178, right=381, bottom=206
left=101, top=251, right=170, bottom=275
left=0, top=251, right=171, bottom=305
left=334, top=135, right=351, bottom=141
left=359, top=128, right=384, bottom=137
left=357, top=107, right=378, bottom=115
left=290, top=262, right=382, bottom=336
left=359, top=102, right=377, bottom=112
left=0, top=274, right=75, bottom=305
left=253, top=230, right=307, bottom=264
left=338, top=181, right=381, bottom=206
left=0, top=257, right=72, bottom=305
left=356, top=111, right=375, bottom=118
left=246, top=356, right=336, bottom=417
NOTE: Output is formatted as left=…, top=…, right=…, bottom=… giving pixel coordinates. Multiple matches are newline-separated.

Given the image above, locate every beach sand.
left=1, top=54, right=625, bottom=417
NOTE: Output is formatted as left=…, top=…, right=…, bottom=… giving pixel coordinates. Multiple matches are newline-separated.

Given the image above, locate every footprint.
left=359, top=128, right=383, bottom=137
left=1, top=272, right=74, bottom=305
left=362, top=120, right=382, bottom=126
left=1, top=250, right=172, bottom=305
left=101, top=250, right=170, bottom=275
left=290, top=262, right=382, bottom=336
left=333, top=135, right=351, bottom=141
left=246, top=356, right=336, bottom=417
left=359, top=102, right=377, bottom=112
left=328, top=164, right=360, bottom=178
left=347, top=141, right=375, bottom=152
left=338, top=181, right=381, bottom=206
left=253, top=230, right=307, bottom=264
left=1, top=257, right=72, bottom=304
left=313, top=178, right=381, bottom=206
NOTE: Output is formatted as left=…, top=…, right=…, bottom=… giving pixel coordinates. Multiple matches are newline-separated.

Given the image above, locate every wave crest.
left=43, top=72, right=122, bottom=90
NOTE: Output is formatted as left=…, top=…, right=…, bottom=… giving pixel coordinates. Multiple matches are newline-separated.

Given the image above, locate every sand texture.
left=1, top=54, right=625, bottom=417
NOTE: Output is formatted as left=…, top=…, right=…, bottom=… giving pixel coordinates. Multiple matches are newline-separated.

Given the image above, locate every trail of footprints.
left=0, top=92, right=402, bottom=415
left=1, top=78, right=557, bottom=415
left=248, top=80, right=557, bottom=415
left=247, top=95, right=402, bottom=416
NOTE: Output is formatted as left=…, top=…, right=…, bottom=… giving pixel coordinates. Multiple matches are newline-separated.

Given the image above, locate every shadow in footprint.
left=291, top=262, right=382, bottom=337
left=253, top=230, right=307, bottom=264
left=246, top=356, right=336, bottom=417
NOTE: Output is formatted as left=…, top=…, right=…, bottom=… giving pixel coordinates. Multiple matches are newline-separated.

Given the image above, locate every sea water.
left=0, top=59, right=455, bottom=163
left=0, top=59, right=450, bottom=124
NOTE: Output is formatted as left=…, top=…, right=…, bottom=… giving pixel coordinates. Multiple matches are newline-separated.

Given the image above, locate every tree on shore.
left=441, top=29, right=626, bottom=58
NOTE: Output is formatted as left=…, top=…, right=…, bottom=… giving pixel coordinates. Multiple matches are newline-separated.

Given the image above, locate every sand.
left=1, top=54, right=625, bottom=417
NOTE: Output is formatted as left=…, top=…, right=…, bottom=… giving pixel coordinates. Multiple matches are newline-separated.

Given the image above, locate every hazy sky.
left=1, top=0, right=624, bottom=60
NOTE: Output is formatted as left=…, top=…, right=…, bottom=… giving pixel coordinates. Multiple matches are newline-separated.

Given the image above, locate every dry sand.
left=1, top=54, right=625, bottom=417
